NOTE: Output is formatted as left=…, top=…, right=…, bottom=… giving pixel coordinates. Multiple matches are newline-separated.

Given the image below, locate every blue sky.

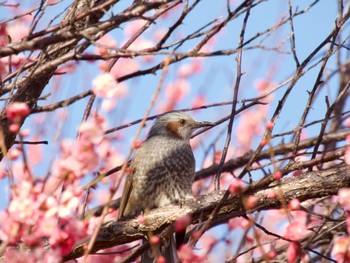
left=0, top=2, right=347, bottom=260
left=0, top=1, right=348, bottom=262
left=0, top=0, right=342, bottom=201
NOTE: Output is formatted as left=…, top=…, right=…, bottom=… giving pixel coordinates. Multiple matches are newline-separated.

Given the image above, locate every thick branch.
left=64, top=165, right=350, bottom=261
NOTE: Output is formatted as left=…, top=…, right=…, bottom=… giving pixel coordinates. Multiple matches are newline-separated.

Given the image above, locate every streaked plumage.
left=118, top=111, right=213, bottom=262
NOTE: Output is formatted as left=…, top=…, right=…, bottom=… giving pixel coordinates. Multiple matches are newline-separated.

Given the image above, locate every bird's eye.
left=179, top=119, right=186, bottom=125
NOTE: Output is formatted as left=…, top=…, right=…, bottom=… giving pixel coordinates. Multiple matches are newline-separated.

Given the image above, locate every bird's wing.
left=118, top=170, right=133, bottom=218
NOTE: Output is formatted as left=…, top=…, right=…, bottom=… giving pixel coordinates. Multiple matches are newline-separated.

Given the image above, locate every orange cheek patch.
left=166, top=121, right=182, bottom=138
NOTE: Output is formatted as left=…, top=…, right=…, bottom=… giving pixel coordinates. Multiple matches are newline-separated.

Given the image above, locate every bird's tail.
left=141, top=235, right=178, bottom=263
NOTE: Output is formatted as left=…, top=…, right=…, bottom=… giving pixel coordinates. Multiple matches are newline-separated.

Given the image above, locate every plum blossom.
left=92, top=73, right=119, bottom=98
left=288, top=198, right=301, bottom=211
left=78, top=114, right=106, bottom=144
left=92, top=73, right=127, bottom=111
left=236, top=106, right=267, bottom=154
left=6, top=21, right=28, bottom=42
left=8, top=147, right=21, bottom=160
left=228, top=178, right=244, bottom=194
left=287, top=242, right=301, bottom=263
left=339, top=188, right=350, bottom=210
left=165, top=79, right=190, bottom=102
left=124, top=20, right=147, bottom=37
left=178, top=244, right=205, bottom=263
left=4, top=247, right=62, bottom=263
left=175, top=215, right=192, bottom=232
left=332, top=236, right=350, bottom=262
left=267, top=190, right=277, bottom=199
left=178, top=61, right=202, bottom=78
left=284, top=221, right=308, bottom=241
left=245, top=195, right=258, bottom=209
left=6, top=102, right=30, bottom=122
left=108, top=58, right=139, bottom=79
left=191, top=94, right=206, bottom=109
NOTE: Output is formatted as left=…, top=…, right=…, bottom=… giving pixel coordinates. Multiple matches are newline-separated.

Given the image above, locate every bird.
left=118, top=111, right=213, bottom=263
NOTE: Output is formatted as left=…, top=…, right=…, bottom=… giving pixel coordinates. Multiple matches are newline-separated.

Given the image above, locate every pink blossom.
left=345, top=118, right=350, bottom=128
left=260, top=139, right=267, bottom=147
left=34, top=216, right=58, bottom=238
left=254, top=79, right=277, bottom=94
left=240, top=218, right=252, bottom=230
left=266, top=250, right=277, bottom=259
left=0, top=54, right=28, bottom=76
left=9, top=123, right=19, bottom=133
left=124, top=20, right=147, bottom=37
left=178, top=244, right=205, bottom=263
left=266, top=120, right=274, bottom=130
left=150, top=235, right=160, bottom=244
left=284, top=221, right=307, bottom=241
left=191, top=95, right=206, bottom=109
left=214, top=151, right=222, bottom=164
left=27, top=136, right=43, bottom=165
left=228, top=217, right=241, bottom=230
left=4, top=249, right=38, bottom=263
left=92, top=73, right=118, bottom=98
left=133, top=140, right=142, bottom=149
left=287, top=242, right=301, bottom=263
left=49, top=219, right=87, bottom=255
left=228, top=178, right=244, bottom=194
left=175, top=214, right=192, bottom=232
left=165, top=79, right=190, bottom=103
left=6, top=102, right=30, bottom=122
left=339, top=188, right=350, bottom=210
left=245, top=195, right=258, bottom=209
left=57, top=190, right=81, bottom=218
left=6, top=21, right=28, bottom=42
left=9, top=197, right=38, bottom=224
left=81, top=247, right=122, bottom=263
left=273, top=171, right=282, bottom=180
left=129, top=38, right=155, bottom=62
left=267, top=190, right=277, bottom=199
left=8, top=147, right=21, bottom=160
left=178, top=61, right=202, bottom=78
left=20, top=128, right=30, bottom=137
left=138, top=214, right=146, bottom=224
left=78, top=115, right=106, bottom=144
left=0, top=211, right=22, bottom=244
left=0, top=169, right=6, bottom=179
left=332, top=236, right=350, bottom=263
left=236, top=106, right=267, bottom=153
left=288, top=198, right=300, bottom=211
left=108, top=58, right=139, bottom=79
left=101, top=99, right=116, bottom=111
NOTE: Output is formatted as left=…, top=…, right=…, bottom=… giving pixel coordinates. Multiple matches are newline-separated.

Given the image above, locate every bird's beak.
left=194, top=121, right=215, bottom=129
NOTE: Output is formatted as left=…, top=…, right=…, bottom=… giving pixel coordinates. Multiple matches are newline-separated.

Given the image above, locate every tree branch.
left=64, top=165, right=350, bottom=261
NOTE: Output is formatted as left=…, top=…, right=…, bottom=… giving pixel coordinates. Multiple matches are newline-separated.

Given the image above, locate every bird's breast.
left=130, top=136, right=195, bottom=210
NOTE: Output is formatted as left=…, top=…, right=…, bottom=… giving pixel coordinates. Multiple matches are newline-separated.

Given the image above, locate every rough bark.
left=64, top=165, right=350, bottom=261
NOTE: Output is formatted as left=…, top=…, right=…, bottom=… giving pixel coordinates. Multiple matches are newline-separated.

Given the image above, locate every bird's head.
left=147, top=112, right=213, bottom=141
